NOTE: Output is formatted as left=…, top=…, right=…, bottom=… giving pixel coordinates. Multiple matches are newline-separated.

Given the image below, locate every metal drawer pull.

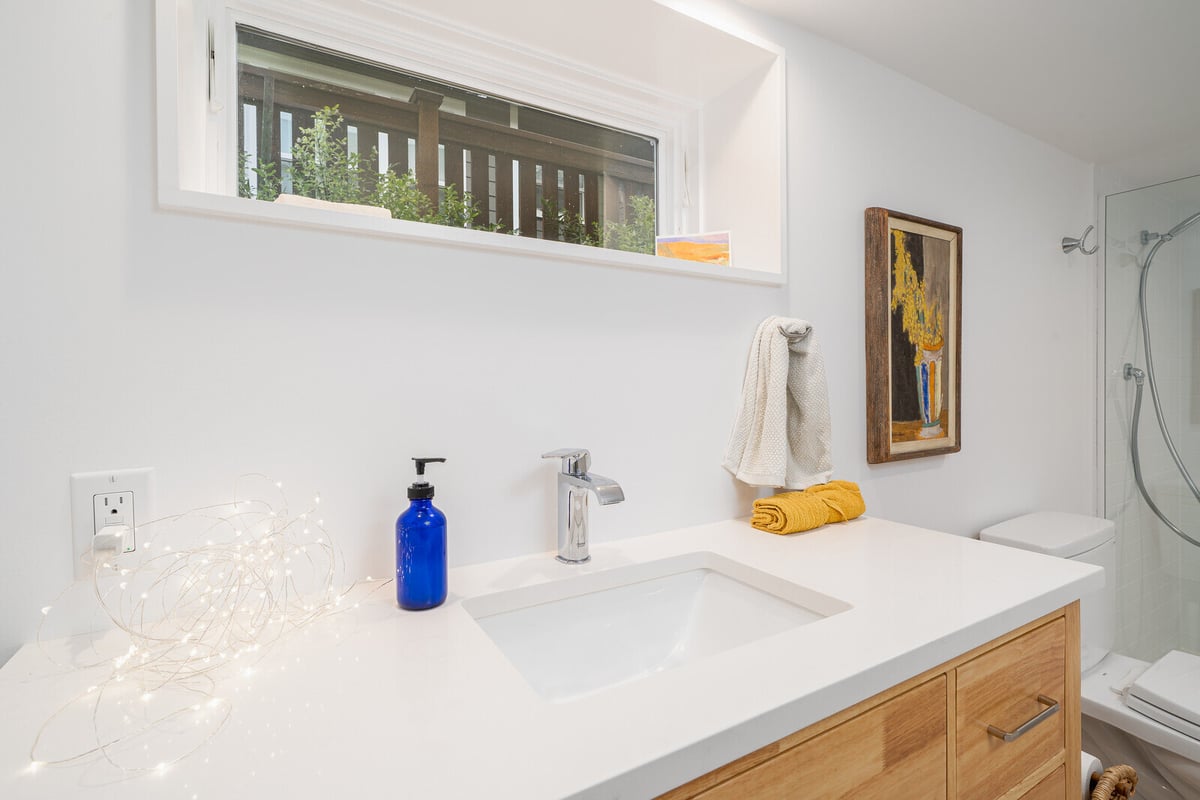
left=986, top=695, right=1059, bottom=742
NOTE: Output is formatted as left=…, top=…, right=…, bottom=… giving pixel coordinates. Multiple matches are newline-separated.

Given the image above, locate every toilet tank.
left=980, top=511, right=1115, bottom=672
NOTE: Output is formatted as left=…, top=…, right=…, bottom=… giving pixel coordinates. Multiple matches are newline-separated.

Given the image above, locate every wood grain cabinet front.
left=957, top=619, right=1067, bottom=800
left=661, top=604, right=1080, bottom=800
left=695, top=676, right=947, bottom=800
left=1018, top=766, right=1066, bottom=800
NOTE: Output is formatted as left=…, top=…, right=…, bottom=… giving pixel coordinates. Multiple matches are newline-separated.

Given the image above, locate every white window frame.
left=156, top=0, right=786, bottom=285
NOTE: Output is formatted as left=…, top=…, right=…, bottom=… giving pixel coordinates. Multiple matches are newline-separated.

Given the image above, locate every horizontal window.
left=155, top=0, right=787, bottom=284
left=237, top=27, right=658, bottom=254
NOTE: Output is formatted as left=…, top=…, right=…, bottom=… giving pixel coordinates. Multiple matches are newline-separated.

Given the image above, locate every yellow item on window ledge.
left=751, top=480, right=866, bottom=534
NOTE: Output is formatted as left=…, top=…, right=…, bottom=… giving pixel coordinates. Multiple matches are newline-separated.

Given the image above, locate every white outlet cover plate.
left=69, top=467, right=155, bottom=580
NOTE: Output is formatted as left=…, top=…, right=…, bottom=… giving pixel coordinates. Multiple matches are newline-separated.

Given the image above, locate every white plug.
left=92, top=525, right=131, bottom=555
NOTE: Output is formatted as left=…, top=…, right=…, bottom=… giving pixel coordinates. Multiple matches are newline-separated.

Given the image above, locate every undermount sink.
left=463, top=551, right=850, bottom=702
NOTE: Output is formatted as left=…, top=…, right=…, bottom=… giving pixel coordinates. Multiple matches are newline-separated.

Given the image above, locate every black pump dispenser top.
left=408, top=457, right=446, bottom=500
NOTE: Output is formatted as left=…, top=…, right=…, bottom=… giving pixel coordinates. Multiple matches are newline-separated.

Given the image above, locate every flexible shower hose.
left=1127, top=365, right=1200, bottom=547
left=1125, top=232, right=1200, bottom=548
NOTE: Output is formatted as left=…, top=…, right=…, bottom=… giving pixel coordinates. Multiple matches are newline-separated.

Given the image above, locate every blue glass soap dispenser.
left=396, top=457, right=447, bottom=610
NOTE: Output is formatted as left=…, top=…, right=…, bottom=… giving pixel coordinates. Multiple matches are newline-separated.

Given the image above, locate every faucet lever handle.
left=541, top=448, right=590, bottom=476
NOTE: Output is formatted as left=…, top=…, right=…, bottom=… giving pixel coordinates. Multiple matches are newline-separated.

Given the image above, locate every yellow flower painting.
left=890, top=230, right=945, bottom=363
left=865, top=208, right=961, bottom=463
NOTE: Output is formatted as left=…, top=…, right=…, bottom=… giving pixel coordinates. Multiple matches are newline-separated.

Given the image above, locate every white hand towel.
left=722, top=316, right=833, bottom=489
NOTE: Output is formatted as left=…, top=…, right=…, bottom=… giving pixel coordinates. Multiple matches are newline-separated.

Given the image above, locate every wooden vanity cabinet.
left=660, top=604, right=1080, bottom=800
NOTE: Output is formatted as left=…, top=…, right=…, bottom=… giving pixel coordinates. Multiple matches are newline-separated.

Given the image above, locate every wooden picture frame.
left=865, top=208, right=962, bottom=463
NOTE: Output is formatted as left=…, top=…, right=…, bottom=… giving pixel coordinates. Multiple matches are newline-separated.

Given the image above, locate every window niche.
left=156, top=0, right=786, bottom=284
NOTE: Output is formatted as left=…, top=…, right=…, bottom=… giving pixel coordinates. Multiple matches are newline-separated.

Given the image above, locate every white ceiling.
left=739, top=0, right=1200, bottom=166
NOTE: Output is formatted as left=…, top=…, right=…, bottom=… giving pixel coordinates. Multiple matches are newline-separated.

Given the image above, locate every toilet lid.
left=1127, top=650, right=1200, bottom=740
left=979, top=511, right=1114, bottom=558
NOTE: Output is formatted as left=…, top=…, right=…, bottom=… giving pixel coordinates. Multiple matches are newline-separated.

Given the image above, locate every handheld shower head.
left=1165, top=210, right=1200, bottom=241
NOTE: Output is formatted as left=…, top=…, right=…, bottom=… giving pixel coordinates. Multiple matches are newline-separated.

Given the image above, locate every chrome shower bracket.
left=1062, top=224, right=1098, bottom=255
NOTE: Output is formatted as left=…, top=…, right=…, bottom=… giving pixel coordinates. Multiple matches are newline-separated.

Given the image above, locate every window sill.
left=158, top=188, right=787, bottom=287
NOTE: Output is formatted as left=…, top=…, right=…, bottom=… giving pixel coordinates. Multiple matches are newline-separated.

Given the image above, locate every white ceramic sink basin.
left=463, top=551, right=850, bottom=702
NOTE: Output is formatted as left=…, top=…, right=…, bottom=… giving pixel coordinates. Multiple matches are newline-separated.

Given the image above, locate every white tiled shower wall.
left=1105, top=175, right=1200, bottom=659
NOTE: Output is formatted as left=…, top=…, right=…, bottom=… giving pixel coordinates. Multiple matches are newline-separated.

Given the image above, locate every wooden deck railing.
left=239, top=68, right=654, bottom=240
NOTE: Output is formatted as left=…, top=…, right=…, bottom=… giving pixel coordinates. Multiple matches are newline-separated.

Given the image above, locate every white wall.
left=773, top=13, right=1098, bottom=535
left=1096, top=146, right=1200, bottom=199
left=0, top=0, right=1097, bottom=664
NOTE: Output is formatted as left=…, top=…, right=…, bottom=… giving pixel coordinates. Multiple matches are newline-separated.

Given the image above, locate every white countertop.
left=0, top=516, right=1101, bottom=799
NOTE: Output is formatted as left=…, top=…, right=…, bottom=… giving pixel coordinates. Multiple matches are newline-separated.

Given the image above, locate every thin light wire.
left=31, top=474, right=388, bottom=776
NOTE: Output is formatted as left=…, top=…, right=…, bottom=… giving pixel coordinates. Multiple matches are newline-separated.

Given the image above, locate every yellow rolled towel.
left=751, top=480, right=866, bottom=534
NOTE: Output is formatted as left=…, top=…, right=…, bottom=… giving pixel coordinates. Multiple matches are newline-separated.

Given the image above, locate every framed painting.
left=865, top=208, right=962, bottom=463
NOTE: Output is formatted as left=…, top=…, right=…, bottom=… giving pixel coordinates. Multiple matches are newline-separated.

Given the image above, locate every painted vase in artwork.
left=916, top=340, right=943, bottom=438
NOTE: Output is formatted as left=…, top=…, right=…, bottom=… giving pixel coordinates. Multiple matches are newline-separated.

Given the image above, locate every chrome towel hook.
left=1063, top=224, right=1098, bottom=255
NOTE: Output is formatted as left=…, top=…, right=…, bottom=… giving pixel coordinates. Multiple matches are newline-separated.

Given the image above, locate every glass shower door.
left=1105, top=174, right=1200, bottom=661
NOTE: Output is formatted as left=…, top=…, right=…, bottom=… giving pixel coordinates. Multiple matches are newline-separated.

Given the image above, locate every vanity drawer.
left=956, top=618, right=1066, bottom=800
left=1018, top=766, right=1065, bottom=800
left=695, top=675, right=947, bottom=800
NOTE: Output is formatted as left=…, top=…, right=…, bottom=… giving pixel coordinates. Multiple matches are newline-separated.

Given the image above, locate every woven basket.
left=1090, top=764, right=1138, bottom=800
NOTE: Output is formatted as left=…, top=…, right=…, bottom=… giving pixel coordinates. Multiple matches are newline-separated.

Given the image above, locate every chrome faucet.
left=541, top=448, right=624, bottom=564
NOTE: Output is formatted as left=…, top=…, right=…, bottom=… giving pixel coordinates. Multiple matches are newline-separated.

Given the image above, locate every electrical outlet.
left=93, top=491, right=134, bottom=541
left=70, top=467, right=155, bottom=579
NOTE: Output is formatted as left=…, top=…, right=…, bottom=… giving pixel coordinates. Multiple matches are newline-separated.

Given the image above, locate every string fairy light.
left=31, top=474, right=387, bottom=777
